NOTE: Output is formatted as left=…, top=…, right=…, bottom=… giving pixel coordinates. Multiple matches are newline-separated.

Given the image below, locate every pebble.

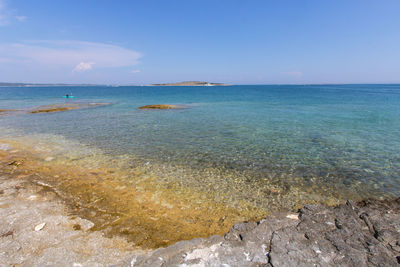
left=28, top=195, right=37, bottom=200
left=44, top=157, right=54, bottom=162
left=115, top=185, right=127, bottom=190
left=34, top=222, right=46, bottom=231
left=286, top=214, right=299, bottom=220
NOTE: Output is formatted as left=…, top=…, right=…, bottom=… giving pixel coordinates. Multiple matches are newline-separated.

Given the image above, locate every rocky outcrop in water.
left=138, top=104, right=182, bottom=109
left=29, top=103, right=109, bottom=113
left=0, top=109, right=22, bottom=115
left=0, top=103, right=110, bottom=116
left=132, top=199, right=400, bottom=266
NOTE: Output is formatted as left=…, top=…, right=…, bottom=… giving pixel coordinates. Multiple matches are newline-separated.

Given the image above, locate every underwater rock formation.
left=138, top=104, right=181, bottom=110
left=29, top=103, right=109, bottom=114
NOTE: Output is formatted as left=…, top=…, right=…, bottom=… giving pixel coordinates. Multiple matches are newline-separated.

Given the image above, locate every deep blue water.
left=1, top=84, right=399, bottom=209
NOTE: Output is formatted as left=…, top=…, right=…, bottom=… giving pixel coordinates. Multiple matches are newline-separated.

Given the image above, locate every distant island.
left=150, top=81, right=228, bottom=86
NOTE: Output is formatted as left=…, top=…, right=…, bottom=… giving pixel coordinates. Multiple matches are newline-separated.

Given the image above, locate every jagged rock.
left=133, top=199, right=400, bottom=266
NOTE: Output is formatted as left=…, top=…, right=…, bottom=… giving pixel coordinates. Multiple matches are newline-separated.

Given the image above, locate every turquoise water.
left=1, top=84, right=399, bottom=210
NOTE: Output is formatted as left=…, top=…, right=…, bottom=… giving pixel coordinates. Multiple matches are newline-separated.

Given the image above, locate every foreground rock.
left=0, top=173, right=146, bottom=266
left=133, top=199, right=400, bottom=266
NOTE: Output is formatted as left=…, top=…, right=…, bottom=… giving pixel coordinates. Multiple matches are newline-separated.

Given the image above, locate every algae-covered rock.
left=138, top=104, right=181, bottom=110
left=30, top=107, right=76, bottom=113
left=0, top=109, right=21, bottom=115
left=29, top=103, right=109, bottom=114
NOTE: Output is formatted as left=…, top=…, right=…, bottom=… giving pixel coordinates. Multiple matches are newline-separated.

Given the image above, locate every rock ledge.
left=133, top=198, right=400, bottom=266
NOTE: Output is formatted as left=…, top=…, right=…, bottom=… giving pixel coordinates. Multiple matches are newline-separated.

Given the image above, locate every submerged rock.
left=0, top=103, right=110, bottom=116
left=29, top=103, right=109, bottom=114
left=0, top=109, right=21, bottom=115
left=30, top=107, right=76, bottom=113
left=138, top=104, right=181, bottom=110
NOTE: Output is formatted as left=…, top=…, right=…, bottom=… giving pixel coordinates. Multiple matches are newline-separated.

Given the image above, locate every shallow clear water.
left=1, top=84, right=400, bottom=210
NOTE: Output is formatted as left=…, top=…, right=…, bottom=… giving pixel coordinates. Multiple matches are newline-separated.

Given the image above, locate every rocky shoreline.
left=148, top=200, right=400, bottom=266
left=133, top=198, right=400, bottom=266
left=1, top=169, right=399, bottom=266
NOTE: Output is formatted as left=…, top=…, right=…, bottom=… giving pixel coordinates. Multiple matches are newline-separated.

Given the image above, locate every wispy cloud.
left=131, top=69, right=141, bottom=73
left=0, top=0, right=26, bottom=26
left=15, top=15, right=27, bottom=22
left=0, top=40, right=142, bottom=72
left=0, top=0, right=9, bottom=26
left=73, top=62, right=95, bottom=72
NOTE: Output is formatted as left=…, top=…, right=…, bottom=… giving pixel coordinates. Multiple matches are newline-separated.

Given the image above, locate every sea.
left=1, top=84, right=399, bottom=214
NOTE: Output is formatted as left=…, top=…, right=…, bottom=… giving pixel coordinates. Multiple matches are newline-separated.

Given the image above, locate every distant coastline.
left=149, top=81, right=229, bottom=86
left=3, top=82, right=400, bottom=87
left=0, top=81, right=229, bottom=87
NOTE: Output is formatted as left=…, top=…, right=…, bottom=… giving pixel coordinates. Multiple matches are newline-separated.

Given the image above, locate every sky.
left=0, top=0, right=399, bottom=85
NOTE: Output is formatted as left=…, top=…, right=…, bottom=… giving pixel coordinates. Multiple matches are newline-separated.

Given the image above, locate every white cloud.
left=131, top=69, right=141, bottom=73
left=0, top=40, right=142, bottom=71
left=73, top=62, right=95, bottom=72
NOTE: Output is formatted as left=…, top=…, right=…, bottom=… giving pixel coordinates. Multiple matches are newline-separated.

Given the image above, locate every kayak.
left=62, top=96, right=75, bottom=98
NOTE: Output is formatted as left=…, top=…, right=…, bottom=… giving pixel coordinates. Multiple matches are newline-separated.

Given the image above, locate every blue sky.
left=0, top=0, right=399, bottom=84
